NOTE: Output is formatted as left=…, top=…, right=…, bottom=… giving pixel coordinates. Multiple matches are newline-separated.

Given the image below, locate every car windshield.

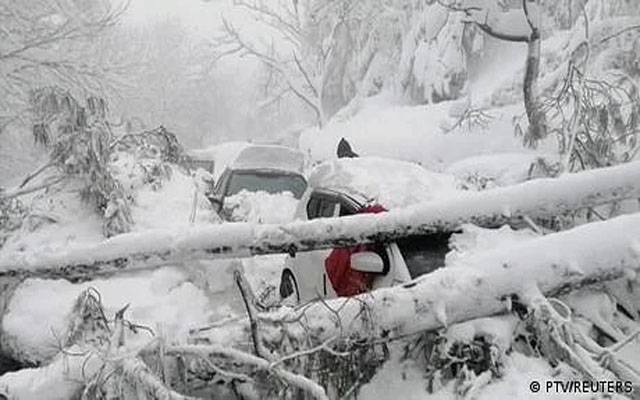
left=395, top=233, right=451, bottom=279
left=226, top=171, right=307, bottom=199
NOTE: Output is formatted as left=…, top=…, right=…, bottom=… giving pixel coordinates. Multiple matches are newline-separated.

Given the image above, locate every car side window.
left=306, top=196, right=320, bottom=219
left=318, top=200, right=339, bottom=218
left=396, top=233, right=451, bottom=279
left=339, top=202, right=357, bottom=216
left=307, top=192, right=341, bottom=220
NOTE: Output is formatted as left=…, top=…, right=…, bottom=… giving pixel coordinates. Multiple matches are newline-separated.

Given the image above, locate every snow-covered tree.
left=0, top=0, right=128, bottom=130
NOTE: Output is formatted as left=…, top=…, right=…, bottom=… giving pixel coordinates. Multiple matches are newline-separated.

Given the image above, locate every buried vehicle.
left=206, top=145, right=308, bottom=221
left=279, top=156, right=460, bottom=303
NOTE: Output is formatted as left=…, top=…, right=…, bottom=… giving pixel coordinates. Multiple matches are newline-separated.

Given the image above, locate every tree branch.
left=2, top=160, right=640, bottom=280
left=166, top=344, right=330, bottom=400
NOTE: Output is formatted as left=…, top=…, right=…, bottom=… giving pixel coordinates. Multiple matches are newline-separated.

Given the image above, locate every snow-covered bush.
left=29, top=87, right=133, bottom=237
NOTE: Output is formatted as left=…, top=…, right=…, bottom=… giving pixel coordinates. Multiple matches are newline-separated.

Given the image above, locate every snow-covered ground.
left=3, top=267, right=213, bottom=363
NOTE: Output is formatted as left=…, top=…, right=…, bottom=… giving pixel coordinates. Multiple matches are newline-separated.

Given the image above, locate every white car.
left=279, top=156, right=458, bottom=303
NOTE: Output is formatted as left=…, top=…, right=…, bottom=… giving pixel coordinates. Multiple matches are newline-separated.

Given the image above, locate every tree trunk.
left=197, top=211, right=640, bottom=346
left=522, top=29, right=547, bottom=145
left=1, top=160, right=639, bottom=282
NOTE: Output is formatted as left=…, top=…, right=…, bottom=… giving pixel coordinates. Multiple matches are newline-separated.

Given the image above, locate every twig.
left=1, top=176, right=64, bottom=199
left=119, top=358, right=199, bottom=400
left=600, top=25, right=640, bottom=44
left=522, top=215, right=543, bottom=235
left=166, top=344, right=329, bottom=400
left=189, top=186, right=198, bottom=224
left=609, top=329, right=640, bottom=354
left=18, top=160, right=54, bottom=188
left=234, top=266, right=272, bottom=360
left=268, top=335, right=348, bottom=369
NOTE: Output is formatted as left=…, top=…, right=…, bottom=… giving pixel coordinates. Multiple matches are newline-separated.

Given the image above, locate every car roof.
left=230, top=145, right=305, bottom=174
left=307, top=157, right=458, bottom=209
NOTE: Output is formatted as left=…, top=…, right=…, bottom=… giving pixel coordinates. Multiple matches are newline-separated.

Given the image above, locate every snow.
left=241, top=253, right=287, bottom=305
left=231, top=144, right=306, bottom=174
left=446, top=224, right=539, bottom=266
left=187, top=141, right=251, bottom=179
left=223, top=190, right=299, bottom=223
left=0, top=158, right=219, bottom=258
left=308, top=156, right=459, bottom=209
left=445, top=315, right=519, bottom=353
left=129, top=168, right=218, bottom=230
left=188, top=142, right=306, bottom=178
left=0, top=346, right=99, bottom=399
left=0, top=187, right=105, bottom=256
left=445, top=153, right=557, bottom=189
left=2, top=267, right=214, bottom=364
left=359, top=345, right=617, bottom=400
left=299, top=98, right=557, bottom=171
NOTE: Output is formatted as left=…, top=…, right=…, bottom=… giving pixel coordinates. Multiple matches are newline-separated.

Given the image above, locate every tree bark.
left=522, top=0, right=548, bottom=145
left=1, top=160, right=640, bottom=282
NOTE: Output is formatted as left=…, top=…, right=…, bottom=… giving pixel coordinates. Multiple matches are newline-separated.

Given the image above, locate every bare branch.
left=522, top=0, right=537, bottom=34
left=1, top=176, right=64, bottom=200
left=234, top=266, right=273, bottom=360
left=463, top=20, right=530, bottom=43
left=293, top=51, right=319, bottom=98
left=166, top=344, right=330, bottom=400
left=600, top=24, right=640, bottom=44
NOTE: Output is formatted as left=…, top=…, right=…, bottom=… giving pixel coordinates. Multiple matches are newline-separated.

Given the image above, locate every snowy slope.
left=299, top=98, right=557, bottom=171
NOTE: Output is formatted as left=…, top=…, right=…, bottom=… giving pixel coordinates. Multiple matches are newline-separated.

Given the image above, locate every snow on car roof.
left=230, top=145, right=305, bottom=174
left=187, top=141, right=251, bottom=179
left=308, top=156, right=458, bottom=209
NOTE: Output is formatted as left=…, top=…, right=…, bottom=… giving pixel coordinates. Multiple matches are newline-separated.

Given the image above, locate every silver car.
left=207, top=145, right=308, bottom=219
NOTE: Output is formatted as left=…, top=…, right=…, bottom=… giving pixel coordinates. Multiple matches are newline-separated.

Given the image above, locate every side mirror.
left=350, top=251, right=385, bottom=273
left=207, top=193, right=224, bottom=213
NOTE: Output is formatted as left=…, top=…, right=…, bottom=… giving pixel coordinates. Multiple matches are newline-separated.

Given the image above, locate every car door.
left=290, top=190, right=353, bottom=302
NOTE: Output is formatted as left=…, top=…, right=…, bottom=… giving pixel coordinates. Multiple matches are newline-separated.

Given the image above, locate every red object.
left=324, top=204, right=387, bottom=296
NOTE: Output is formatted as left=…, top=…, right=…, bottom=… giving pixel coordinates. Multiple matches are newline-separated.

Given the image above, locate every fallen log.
left=195, top=211, right=640, bottom=346
left=1, top=160, right=640, bottom=281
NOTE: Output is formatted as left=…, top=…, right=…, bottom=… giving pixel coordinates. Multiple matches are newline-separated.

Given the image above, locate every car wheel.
left=279, top=269, right=299, bottom=305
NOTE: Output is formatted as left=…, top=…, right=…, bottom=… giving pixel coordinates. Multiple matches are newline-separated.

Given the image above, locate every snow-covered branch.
left=0, top=0, right=130, bottom=119
left=1, top=160, right=640, bottom=280
left=165, top=344, right=330, bottom=400
left=441, top=0, right=547, bottom=144
left=199, top=211, right=640, bottom=346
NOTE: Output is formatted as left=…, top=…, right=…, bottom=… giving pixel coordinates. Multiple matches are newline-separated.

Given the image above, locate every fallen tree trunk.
left=1, top=160, right=640, bottom=281
left=196, top=212, right=640, bottom=346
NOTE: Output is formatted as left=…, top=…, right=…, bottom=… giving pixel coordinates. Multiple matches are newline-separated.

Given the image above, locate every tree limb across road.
left=1, top=160, right=640, bottom=281
left=197, top=211, right=640, bottom=345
